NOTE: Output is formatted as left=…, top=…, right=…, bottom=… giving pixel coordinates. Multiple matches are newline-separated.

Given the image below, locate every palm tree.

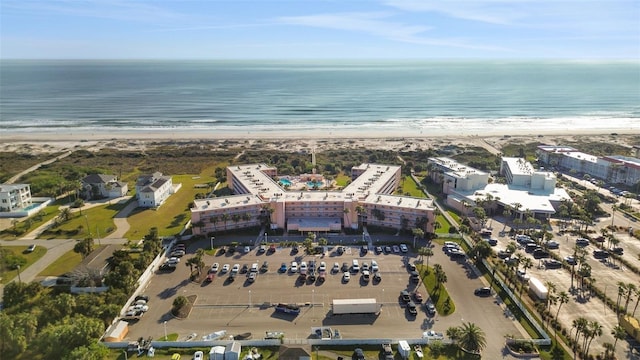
left=231, top=214, right=241, bottom=229
left=220, top=213, right=230, bottom=230
left=457, top=322, right=487, bottom=354
left=209, top=215, right=219, bottom=231
left=612, top=325, right=626, bottom=355
left=446, top=326, right=462, bottom=344
left=632, top=286, right=640, bottom=317
left=343, top=208, right=351, bottom=228
left=623, top=283, right=637, bottom=315
left=616, top=282, right=627, bottom=316
left=571, top=317, right=588, bottom=347
left=419, top=247, right=434, bottom=268
left=433, top=264, right=447, bottom=290
left=521, top=257, right=533, bottom=275
left=355, top=205, right=365, bottom=229
left=584, top=320, right=602, bottom=356
left=554, top=291, right=570, bottom=341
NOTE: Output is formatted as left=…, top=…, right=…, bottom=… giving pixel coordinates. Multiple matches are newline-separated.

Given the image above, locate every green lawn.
left=435, top=214, right=451, bottom=233
left=125, top=174, right=216, bottom=239
left=38, top=201, right=126, bottom=239
left=0, top=245, right=47, bottom=284
left=0, top=204, right=61, bottom=240
left=446, top=211, right=461, bottom=225
left=417, top=264, right=456, bottom=316
left=400, top=176, right=428, bottom=198
left=334, top=173, right=351, bottom=187
left=38, top=249, right=83, bottom=276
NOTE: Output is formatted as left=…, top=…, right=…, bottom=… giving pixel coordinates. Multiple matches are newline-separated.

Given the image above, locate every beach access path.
left=5, top=150, right=73, bottom=184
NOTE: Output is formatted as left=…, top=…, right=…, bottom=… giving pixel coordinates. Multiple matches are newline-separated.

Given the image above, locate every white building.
left=536, top=145, right=640, bottom=186
left=81, top=174, right=128, bottom=200
left=135, top=172, right=174, bottom=208
left=427, top=157, right=489, bottom=194
left=430, top=157, right=570, bottom=220
left=191, top=163, right=436, bottom=235
left=0, top=183, right=32, bottom=213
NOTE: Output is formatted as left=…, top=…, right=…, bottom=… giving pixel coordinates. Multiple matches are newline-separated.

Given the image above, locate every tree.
left=173, top=295, right=188, bottom=312
left=632, top=286, right=640, bottom=317
left=470, top=241, right=492, bottom=264
left=623, top=283, right=636, bottom=314
left=583, top=320, right=602, bottom=356
left=73, top=237, right=94, bottom=258
left=65, top=341, right=110, bottom=360
left=58, top=207, right=72, bottom=222
left=456, top=322, right=487, bottom=354
left=220, top=213, right=230, bottom=230
left=418, top=247, right=434, bottom=268
left=434, top=264, right=447, bottom=290
left=611, top=325, right=626, bottom=355
left=554, top=291, right=570, bottom=341
left=616, top=282, right=627, bottom=316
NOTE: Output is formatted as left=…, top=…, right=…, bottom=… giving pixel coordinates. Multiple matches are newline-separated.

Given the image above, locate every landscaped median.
left=416, top=264, right=456, bottom=316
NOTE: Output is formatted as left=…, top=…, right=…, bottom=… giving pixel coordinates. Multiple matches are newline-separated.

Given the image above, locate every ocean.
left=1, top=60, right=639, bottom=136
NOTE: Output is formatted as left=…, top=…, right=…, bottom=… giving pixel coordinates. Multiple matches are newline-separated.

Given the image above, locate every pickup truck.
left=423, top=330, right=445, bottom=340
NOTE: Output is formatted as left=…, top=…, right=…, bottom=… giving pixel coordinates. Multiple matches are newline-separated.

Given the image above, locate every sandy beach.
left=1, top=127, right=639, bottom=155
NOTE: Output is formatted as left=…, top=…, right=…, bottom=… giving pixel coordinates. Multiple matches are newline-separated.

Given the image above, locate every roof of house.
left=82, top=174, right=117, bottom=184
left=278, top=346, right=311, bottom=360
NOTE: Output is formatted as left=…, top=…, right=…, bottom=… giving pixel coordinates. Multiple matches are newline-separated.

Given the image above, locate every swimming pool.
left=22, top=203, right=42, bottom=211
left=307, top=181, right=324, bottom=188
left=279, top=179, right=292, bottom=186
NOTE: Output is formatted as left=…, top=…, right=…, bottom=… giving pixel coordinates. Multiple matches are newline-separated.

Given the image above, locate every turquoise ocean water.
left=1, top=60, right=639, bottom=135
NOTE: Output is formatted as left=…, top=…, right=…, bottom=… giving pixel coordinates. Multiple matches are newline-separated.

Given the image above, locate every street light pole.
left=265, top=232, right=268, bottom=243
left=312, top=289, right=315, bottom=317
left=84, top=215, right=92, bottom=237
left=210, top=236, right=215, bottom=250
left=163, top=321, right=167, bottom=341
left=16, top=265, right=21, bottom=283
left=249, top=290, right=252, bottom=310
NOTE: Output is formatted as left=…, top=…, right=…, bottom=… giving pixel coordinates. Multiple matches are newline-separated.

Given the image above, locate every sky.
left=1, top=0, right=639, bottom=59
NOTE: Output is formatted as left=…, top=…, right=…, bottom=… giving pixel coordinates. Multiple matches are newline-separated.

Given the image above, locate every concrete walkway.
left=107, top=199, right=138, bottom=239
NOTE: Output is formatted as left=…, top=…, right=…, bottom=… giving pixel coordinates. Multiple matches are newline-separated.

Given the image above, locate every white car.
left=221, top=264, right=230, bottom=273
left=210, top=263, right=220, bottom=273
left=166, top=257, right=180, bottom=265
left=128, top=304, right=149, bottom=312
left=332, top=262, right=340, bottom=273
left=319, top=262, right=327, bottom=272
left=194, top=351, right=204, bottom=360
left=342, top=272, right=351, bottom=282
left=290, top=261, right=298, bottom=272
left=244, top=246, right=251, bottom=254
left=361, top=262, right=369, bottom=272
left=371, top=260, right=379, bottom=272
left=392, top=245, right=400, bottom=253
left=231, top=264, right=240, bottom=274
left=400, top=244, right=409, bottom=253
left=300, top=261, right=308, bottom=273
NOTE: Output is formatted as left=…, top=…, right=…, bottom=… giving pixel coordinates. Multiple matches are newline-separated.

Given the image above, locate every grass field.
left=0, top=204, right=61, bottom=240
left=38, top=249, right=83, bottom=276
left=435, top=214, right=451, bottom=234
left=334, top=173, right=351, bottom=187
left=399, top=176, right=428, bottom=198
left=0, top=245, right=47, bottom=284
left=38, top=201, right=126, bottom=239
left=125, top=174, right=216, bottom=239
left=417, top=263, right=457, bottom=316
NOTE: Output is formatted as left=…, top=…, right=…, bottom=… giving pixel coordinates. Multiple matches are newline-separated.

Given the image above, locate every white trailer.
left=528, top=277, right=548, bottom=300
left=397, top=340, right=411, bottom=359
left=332, top=298, right=381, bottom=315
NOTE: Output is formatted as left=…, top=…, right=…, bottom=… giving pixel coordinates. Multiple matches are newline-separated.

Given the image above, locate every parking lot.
left=126, top=237, right=525, bottom=359
left=490, top=225, right=640, bottom=359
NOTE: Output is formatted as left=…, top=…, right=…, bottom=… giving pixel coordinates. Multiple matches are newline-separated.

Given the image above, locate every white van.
left=352, top=259, right=360, bottom=272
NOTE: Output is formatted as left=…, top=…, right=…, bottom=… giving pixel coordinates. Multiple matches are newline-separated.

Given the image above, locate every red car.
left=205, top=273, right=215, bottom=283
left=413, top=292, right=423, bottom=303
left=268, top=244, right=276, bottom=253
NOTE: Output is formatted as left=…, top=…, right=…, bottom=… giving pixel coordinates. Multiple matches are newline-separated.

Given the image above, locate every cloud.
left=383, top=0, right=525, bottom=25
left=276, top=11, right=508, bottom=51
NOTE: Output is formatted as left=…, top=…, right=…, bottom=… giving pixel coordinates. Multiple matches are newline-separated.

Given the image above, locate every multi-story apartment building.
left=191, top=163, right=435, bottom=235
left=536, top=145, right=640, bottom=186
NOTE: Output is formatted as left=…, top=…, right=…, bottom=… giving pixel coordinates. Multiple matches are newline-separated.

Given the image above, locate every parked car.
left=371, top=260, right=379, bottom=272
left=610, top=247, right=624, bottom=255
left=170, top=249, right=185, bottom=257
left=392, top=245, right=400, bottom=253
left=261, top=261, right=269, bottom=272
left=332, top=262, right=340, bottom=273
left=352, top=348, right=365, bottom=360
left=243, top=246, right=251, bottom=254
left=248, top=272, right=257, bottom=283
left=241, top=264, right=249, bottom=274
left=290, top=261, right=298, bottom=273
left=360, top=245, right=368, bottom=255
left=135, top=294, right=149, bottom=302
left=399, top=244, right=408, bottom=253
left=221, top=264, right=230, bottom=273
left=544, top=259, right=563, bottom=269
left=258, top=244, right=266, bottom=253
left=342, top=272, right=351, bottom=282
left=26, top=244, right=36, bottom=253
left=407, top=301, right=418, bottom=316
left=410, top=270, right=420, bottom=283
left=484, top=238, right=498, bottom=246
left=373, top=272, right=381, bottom=283
left=361, top=262, right=369, bottom=272
left=375, top=246, right=383, bottom=254
left=593, top=250, right=610, bottom=259
left=400, top=290, right=411, bottom=303
left=341, top=262, right=349, bottom=272
left=209, top=263, right=220, bottom=273
left=576, top=238, right=590, bottom=246
left=362, top=270, right=370, bottom=282
left=425, top=302, right=436, bottom=316
left=407, top=263, right=416, bottom=271
left=474, top=287, right=492, bottom=297
left=546, top=241, right=560, bottom=249
left=251, top=263, right=259, bottom=272
left=336, top=246, right=344, bottom=255
left=318, top=261, right=326, bottom=273
left=516, top=269, right=530, bottom=281
left=414, top=292, right=423, bottom=303
left=564, top=256, right=577, bottom=265
left=279, top=263, right=288, bottom=273
left=159, top=263, right=176, bottom=272
left=268, top=244, right=276, bottom=253
left=194, top=351, right=204, bottom=360
left=533, top=249, right=550, bottom=259
left=231, top=264, right=240, bottom=274
left=384, top=246, right=392, bottom=254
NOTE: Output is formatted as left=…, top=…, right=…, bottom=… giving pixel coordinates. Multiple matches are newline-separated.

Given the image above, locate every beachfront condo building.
left=135, top=172, right=175, bottom=208
left=0, top=183, right=33, bottom=213
left=428, top=157, right=570, bottom=220
left=190, top=163, right=436, bottom=235
left=536, top=145, right=640, bottom=187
